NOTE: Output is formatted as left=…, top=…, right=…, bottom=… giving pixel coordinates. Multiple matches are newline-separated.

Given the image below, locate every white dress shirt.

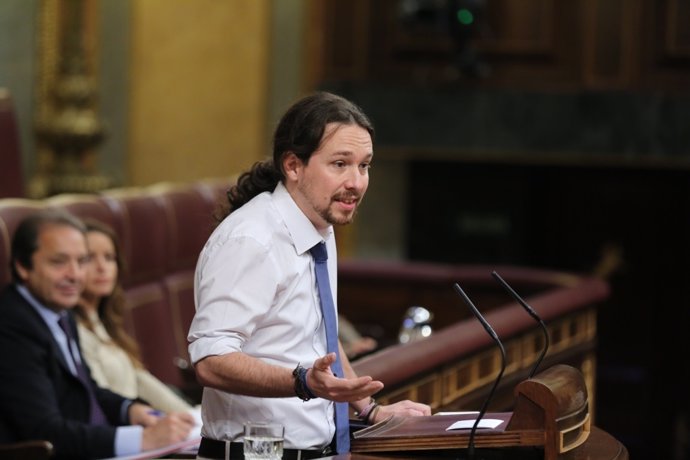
left=188, top=182, right=339, bottom=450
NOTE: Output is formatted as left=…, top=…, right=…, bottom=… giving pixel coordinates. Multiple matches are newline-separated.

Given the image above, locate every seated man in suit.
left=0, top=209, right=195, bottom=459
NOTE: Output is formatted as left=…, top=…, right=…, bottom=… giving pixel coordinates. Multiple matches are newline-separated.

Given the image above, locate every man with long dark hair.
left=190, top=92, right=430, bottom=459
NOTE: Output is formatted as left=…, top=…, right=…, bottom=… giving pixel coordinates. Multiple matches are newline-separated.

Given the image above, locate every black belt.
left=198, top=437, right=332, bottom=460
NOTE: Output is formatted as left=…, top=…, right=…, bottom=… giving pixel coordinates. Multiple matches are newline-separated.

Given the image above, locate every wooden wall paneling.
left=664, top=0, right=690, bottom=58
left=582, top=0, right=642, bottom=89
left=638, top=0, right=690, bottom=89
left=368, top=0, right=452, bottom=82
left=369, top=0, right=567, bottom=84
left=480, top=0, right=555, bottom=55
left=316, top=0, right=372, bottom=83
left=478, top=0, right=582, bottom=86
left=304, top=1, right=327, bottom=91
left=376, top=0, right=449, bottom=54
left=310, top=0, right=689, bottom=90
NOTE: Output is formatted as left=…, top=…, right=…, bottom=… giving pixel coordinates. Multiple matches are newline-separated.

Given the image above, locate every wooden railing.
left=345, top=263, right=608, bottom=415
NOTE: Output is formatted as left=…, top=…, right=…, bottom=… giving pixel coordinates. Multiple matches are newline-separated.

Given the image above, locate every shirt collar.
left=15, top=283, right=65, bottom=326
left=272, top=182, right=334, bottom=256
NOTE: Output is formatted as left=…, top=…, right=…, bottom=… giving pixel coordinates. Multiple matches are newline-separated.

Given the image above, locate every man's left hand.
left=370, top=400, right=432, bottom=424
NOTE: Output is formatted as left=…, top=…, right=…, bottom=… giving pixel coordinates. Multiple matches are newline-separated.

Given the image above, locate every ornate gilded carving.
left=32, top=0, right=111, bottom=197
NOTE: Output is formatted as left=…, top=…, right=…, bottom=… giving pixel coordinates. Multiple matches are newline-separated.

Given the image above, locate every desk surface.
left=325, top=427, right=627, bottom=460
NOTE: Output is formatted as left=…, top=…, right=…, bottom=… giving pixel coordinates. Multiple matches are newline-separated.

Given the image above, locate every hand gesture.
left=307, top=352, right=384, bottom=402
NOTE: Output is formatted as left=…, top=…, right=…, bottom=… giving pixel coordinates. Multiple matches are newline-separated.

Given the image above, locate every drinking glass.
left=243, top=421, right=284, bottom=460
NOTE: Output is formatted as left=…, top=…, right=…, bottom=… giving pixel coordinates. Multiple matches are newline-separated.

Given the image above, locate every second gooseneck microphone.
left=491, top=270, right=550, bottom=379
left=453, top=283, right=506, bottom=460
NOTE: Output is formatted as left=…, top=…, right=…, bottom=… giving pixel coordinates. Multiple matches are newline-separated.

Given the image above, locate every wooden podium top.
left=326, top=426, right=627, bottom=460
left=344, top=365, right=625, bottom=460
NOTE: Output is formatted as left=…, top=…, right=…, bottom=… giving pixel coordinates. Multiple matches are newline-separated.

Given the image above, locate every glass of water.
left=243, top=421, right=284, bottom=460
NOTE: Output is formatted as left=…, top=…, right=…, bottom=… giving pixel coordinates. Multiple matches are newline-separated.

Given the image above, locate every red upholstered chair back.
left=0, top=89, right=24, bottom=198
left=0, top=200, right=45, bottom=287
left=99, top=188, right=181, bottom=386
left=45, top=194, right=118, bottom=231
left=149, top=182, right=224, bottom=365
left=100, top=188, right=169, bottom=287
left=123, top=282, right=181, bottom=385
left=150, top=182, right=220, bottom=272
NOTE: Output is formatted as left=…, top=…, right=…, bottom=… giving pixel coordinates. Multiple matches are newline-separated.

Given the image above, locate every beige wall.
left=128, top=0, right=270, bottom=185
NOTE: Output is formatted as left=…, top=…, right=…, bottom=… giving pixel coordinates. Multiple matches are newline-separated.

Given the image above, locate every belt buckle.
left=320, top=445, right=333, bottom=457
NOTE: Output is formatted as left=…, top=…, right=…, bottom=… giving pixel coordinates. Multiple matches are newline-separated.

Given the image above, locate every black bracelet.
left=293, top=363, right=317, bottom=401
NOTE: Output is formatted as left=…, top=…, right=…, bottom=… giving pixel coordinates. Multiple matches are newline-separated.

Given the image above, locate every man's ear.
left=14, top=260, right=29, bottom=281
left=282, top=152, right=304, bottom=182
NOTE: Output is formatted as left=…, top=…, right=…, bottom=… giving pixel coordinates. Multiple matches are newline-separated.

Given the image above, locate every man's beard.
left=321, top=204, right=358, bottom=226
left=318, top=193, right=362, bottom=226
left=298, top=181, right=363, bottom=226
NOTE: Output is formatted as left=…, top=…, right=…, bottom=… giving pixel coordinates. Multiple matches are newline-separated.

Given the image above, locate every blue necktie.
left=58, top=315, right=109, bottom=426
left=310, top=242, right=350, bottom=454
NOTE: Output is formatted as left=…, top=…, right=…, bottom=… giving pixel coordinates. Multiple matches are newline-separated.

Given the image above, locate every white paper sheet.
left=446, top=418, right=504, bottom=430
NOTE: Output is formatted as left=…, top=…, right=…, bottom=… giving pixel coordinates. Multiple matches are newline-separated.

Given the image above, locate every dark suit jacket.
left=0, top=284, right=130, bottom=459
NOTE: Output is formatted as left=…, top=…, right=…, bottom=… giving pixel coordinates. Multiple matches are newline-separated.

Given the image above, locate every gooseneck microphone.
left=453, top=283, right=506, bottom=460
left=491, top=270, right=550, bottom=379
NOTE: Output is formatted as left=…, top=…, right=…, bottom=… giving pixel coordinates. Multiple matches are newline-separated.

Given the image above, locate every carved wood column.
left=31, top=0, right=111, bottom=198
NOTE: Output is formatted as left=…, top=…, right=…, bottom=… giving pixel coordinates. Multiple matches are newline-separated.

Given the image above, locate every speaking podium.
left=352, top=364, right=591, bottom=460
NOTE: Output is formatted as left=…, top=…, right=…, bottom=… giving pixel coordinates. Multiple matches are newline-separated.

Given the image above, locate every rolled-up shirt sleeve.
left=188, top=233, right=279, bottom=364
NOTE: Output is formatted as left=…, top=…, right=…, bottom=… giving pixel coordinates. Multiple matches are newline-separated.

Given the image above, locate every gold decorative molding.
left=31, top=0, right=111, bottom=198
